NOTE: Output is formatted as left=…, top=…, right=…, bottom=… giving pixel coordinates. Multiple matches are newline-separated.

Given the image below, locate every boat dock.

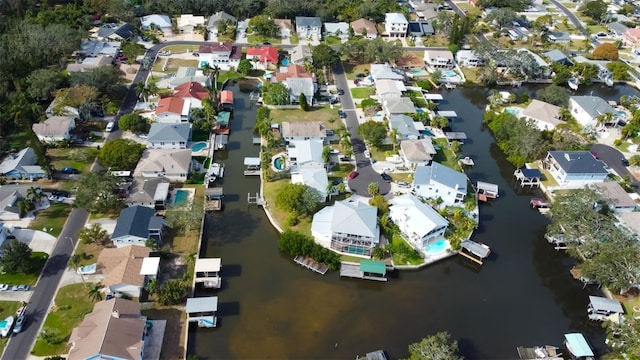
left=293, top=255, right=329, bottom=275
left=459, top=156, right=475, bottom=166
left=194, top=258, right=222, bottom=288
left=213, top=134, right=228, bottom=151
left=514, top=168, right=542, bottom=188
left=459, top=240, right=491, bottom=265
left=204, top=187, right=224, bottom=211
left=530, top=198, right=549, bottom=209
left=356, top=350, right=388, bottom=360
left=186, top=296, right=218, bottom=328
left=244, top=157, right=261, bottom=176
left=476, top=181, right=499, bottom=201
left=339, top=260, right=388, bottom=282
left=516, top=345, right=563, bottom=360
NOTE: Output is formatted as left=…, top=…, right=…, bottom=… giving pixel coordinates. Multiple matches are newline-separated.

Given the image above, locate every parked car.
left=337, top=88, right=345, bottom=95
left=364, top=150, right=371, bottom=159
left=330, top=97, right=340, bottom=104
left=52, top=190, right=70, bottom=198
left=61, top=167, right=79, bottom=174
left=0, top=284, right=8, bottom=291
left=397, top=182, right=411, bottom=188
left=13, top=315, right=24, bottom=334
left=622, top=158, right=630, bottom=166
left=338, top=110, right=346, bottom=119
left=15, top=285, right=29, bottom=291
left=381, top=173, right=392, bottom=182
left=589, top=151, right=599, bottom=159
left=348, top=171, right=359, bottom=179
left=117, top=55, right=128, bottom=61
left=47, top=195, right=62, bottom=202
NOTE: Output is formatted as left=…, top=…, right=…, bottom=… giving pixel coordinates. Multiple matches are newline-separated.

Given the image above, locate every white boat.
left=605, top=77, right=614, bottom=87
left=206, top=163, right=224, bottom=183
left=568, top=77, right=579, bottom=91
left=0, top=316, right=14, bottom=337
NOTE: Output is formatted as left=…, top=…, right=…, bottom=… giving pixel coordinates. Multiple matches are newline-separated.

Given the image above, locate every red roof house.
left=173, top=82, right=209, bottom=102
left=246, top=46, right=279, bottom=67
left=274, top=64, right=316, bottom=82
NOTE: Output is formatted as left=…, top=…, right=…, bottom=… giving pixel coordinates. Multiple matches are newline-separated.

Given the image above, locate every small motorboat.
left=568, top=77, right=579, bottom=91
left=0, top=316, right=14, bottom=338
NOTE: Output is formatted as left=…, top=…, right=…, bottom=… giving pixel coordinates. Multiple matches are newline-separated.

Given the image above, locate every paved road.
left=549, top=0, right=601, bottom=47
left=332, top=63, right=391, bottom=196
left=3, top=208, right=89, bottom=360
left=591, top=143, right=640, bottom=192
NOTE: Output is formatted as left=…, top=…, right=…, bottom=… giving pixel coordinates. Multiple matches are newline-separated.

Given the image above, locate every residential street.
left=590, top=143, right=640, bottom=193
left=3, top=208, right=89, bottom=360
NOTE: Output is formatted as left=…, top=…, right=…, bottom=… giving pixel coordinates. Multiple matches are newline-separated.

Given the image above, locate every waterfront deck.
left=244, top=157, right=261, bottom=176
left=514, top=168, right=542, bottom=188
left=459, top=156, right=475, bottom=166
left=194, top=258, right=222, bottom=289
left=340, top=260, right=388, bottom=282
left=476, top=181, right=499, bottom=201
left=186, top=297, right=218, bottom=328
left=459, top=240, right=491, bottom=265
left=204, top=187, right=224, bottom=211
left=516, top=345, right=563, bottom=360
left=293, top=255, right=329, bottom=275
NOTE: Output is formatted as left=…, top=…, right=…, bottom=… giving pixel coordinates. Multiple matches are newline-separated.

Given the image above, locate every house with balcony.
left=413, top=162, right=468, bottom=206
left=246, top=46, right=279, bottom=70
left=281, top=121, right=326, bottom=142
left=543, top=151, right=609, bottom=188
left=389, top=194, right=449, bottom=252
left=133, top=149, right=192, bottom=182
left=273, top=19, right=293, bottom=38
left=385, top=13, right=408, bottom=37
left=32, top=116, right=76, bottom=143
left=296, top=17, right=322, bottom=41
left=111, top=205, right=166, bottom=248
left=311, top=198, right=380, bottom=257
left=351, top=18, right=378, bottom=39
left=520, top=99, right=564, bottom=131
left=146, top=122, right=191, bottom=149
left=568, top=95, right=616, bottom=127
left=424, top=49, right=455, bottom=70
left=400, top=139, right=436, bottom=167
left=155, top=96, right=191, bottom=123
left=456, top=50, right=483, bottom=67
left=198, top=41, right=242, bottom=71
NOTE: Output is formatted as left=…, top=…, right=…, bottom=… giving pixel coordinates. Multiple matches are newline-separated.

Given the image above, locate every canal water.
left=189, top=82, right=640, bottom=359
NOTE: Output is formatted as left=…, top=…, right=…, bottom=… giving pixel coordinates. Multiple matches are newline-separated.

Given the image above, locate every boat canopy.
left=220, top=90, right=233, bottom=104
left=244, top=157, right=261, bottom=166
left=461, top=240, right=491, bottom=258
left=588, top=296, right=623, bottom=313
left=564, top=333, right=594, bottom=358
left=186, top=296, right=218, bottom=314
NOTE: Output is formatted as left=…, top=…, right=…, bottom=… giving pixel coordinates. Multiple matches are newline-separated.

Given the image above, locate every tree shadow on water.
left=201, top=208, right=260, bottom=246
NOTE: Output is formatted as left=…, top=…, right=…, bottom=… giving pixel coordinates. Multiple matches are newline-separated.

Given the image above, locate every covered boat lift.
left=514, top=168, right=542, bottom=188
left=516, top=345, right=563, bottom=360
left=194, top=258, right=222, bottom=288
left=186, top=297, right=218, bottom=328
left=459, top=240, right=491, bottom=265
left=424, top=93, right=444, bottom=102
left=445, top=132, right=467, bottom=141
left=564, top=333, right=594, bottom=359
left=204, top=187, right=224, bottom=211
left=340, top=260, right=388, bottom=282
left=244, top=157, right=261, bottom=176
left=437, top=110, right=457, bottom=118
left=587, top=295, right=623, bottom=322
left=213, top=134, right=228, bottom=151
left=476, top=181, right=499, bottom=201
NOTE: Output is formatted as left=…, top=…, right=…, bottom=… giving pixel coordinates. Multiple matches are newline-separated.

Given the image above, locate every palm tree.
left=68, top=254, right=85, bottom=285
left=88, top=283, right=102, bottom=301
left=135, top=81, right=146, bottom=101
left=390, top=128, right=399, bottom=151
left=368, top=182, right=380, bottom=197
left=559, top=107, right=571, bottom=120
left=211, top=65, right=221, bottom=90
left=17, top=200, right=31, bottom=218
left=26, top=186, right=42, bottom=205
left=145, top=278, right=158, bottom=295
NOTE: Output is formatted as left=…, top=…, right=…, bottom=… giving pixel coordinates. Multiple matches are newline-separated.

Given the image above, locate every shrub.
left=592, top=43, right=619, bottom=61
left=285, top=213, right=300, bottom=227
left=158, top=280, right=188, bottom=305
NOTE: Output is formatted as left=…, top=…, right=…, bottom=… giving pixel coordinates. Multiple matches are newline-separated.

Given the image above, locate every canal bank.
left=189, top=82, right=639, bottom=359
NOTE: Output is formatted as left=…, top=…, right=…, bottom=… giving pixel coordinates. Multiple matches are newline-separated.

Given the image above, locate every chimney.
left=112, top=310, right=120, bottom=318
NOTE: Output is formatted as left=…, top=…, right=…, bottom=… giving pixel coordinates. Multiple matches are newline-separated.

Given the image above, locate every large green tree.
left=118, top=113, right=149, bottom=134
left=158, top=280, right=188, bottom=305
left=0, top=239, right=33, bottom=273
left=485, top=112, right=547, bottom=167
left=26, top=69, right=67, bottom=100
left=98, top=138, right=145, bottom=170
left=275, top=183, right=323, bottom=216
left=358, top=120, right=387, bottom=147
left=73, top=172, right=122, bottom=213
left=263, top=83, right=290, bottom=105
left=404, top=332, right=463, bottom=360
left=237, top=59, right=253, bottom=76
left=78, top=223, right=108, bottom=245
left=312, top=43, right=339, bottom=68
left=580, top=0, right=607, bottom=21
left=248, top=15, right=278, bottom=37
left=535, top=84, right=570, bottom=106
left=605, top=316, right=640, bottom=358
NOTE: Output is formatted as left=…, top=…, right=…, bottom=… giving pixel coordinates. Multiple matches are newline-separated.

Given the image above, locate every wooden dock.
left=459, top=240, right=491, bottom=265
left=294, top=256, right=329, bottom=275
left=459, top=157, right=475, bottom=166
left=339, top=262, right=388, bottom=282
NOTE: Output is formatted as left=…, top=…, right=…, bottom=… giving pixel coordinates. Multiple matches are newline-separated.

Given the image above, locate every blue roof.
left=564, top=333, right=594, bottom=357
left=520, top=168, right=542, bottom=178
left=413, top=162, right=467, bottom=191
left=548, top=151, right=608, bottom=174
left=389, top=114, right=419, bottom=138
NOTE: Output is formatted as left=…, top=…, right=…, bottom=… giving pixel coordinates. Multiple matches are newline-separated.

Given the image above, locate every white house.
left=400, top=139, right=436, bottom=167
left=281, top=121, right=326, bottom=142
left=32, top=116, right=76, bottom=143
left=389, top=194, right=449, bottom=251
left=287, top=139, right=324, bottom=169
left=133, top=149, right=192, bottom=182
left=141, top=14, right=173, bottom=36
left=568, top=96, right=616, bottom=127
left=155, top=96, right=191, bottom=123
left=520, top=99, right=565, bottom=131
left=323, top=22, right=349, bottom=40
left=111, top=206, right=166, bottom=248
left=273, top=19, right=293, bottom=38
left=285, top=77, right=315, bottom=106
left=0, top=185, right=39, bottom=220
left=544, top=151, right=609, bottom=188
left=197, top=42, right=242, bottom=71
left=385, top=13, right=408, bottom=37
left=291, top=166, right=329, bottom=200
left=311, top=199, right=380, bottom=257
left=456, top=50, right=483, bottom=67
left=413, top=162, right=468, bottom=206
left=370, top=64, right=404, bottom=82
left=177, top=14, right=206, bottom=34
left=96, top=245, right=156, bottom=298
left=376, top=79, right=405, bottom=100
left=146, top=122, right=191, bottom=149
left=424, top=49, right=455, bottom=70
left=296, top=17, right=322, bottom=41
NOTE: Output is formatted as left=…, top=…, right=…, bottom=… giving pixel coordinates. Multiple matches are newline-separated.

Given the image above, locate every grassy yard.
left=270, top=107, right=341, bottom=130
left=247, top=34, right=282, bottom=45
left=340, top=254, right=367, bottom=263
left=322, top=36, right=342, bottom=46
left=561, top=2, right=577, bottom=8
left=351, top=87, right=373, bottom=99
left=461, top=67, right=481, bottom=84
left=530, top=161, right=560, bottom=187
left=142, top=308, right=186, bottom=360
left=455, top=3, right=482, bottom=17
left=74, top=240, right=105, bottom=267
left=390, top=233, right=424, bottom=266
left=0, top=131, right=31, bottom=153
left=48, top=147, right=97, bottom=174
left=168, top=184, right=204, bottom=254
left=421, top=34, right=450, bottom=47
left=0, top=301, right=22, bottom=354
left=390, top=172, right=413, bottom=183
left=0, top=252, right=48, bottom=286
left=262, top=178, right=313, bottom=236
left=432, top=138, right=460, bottom=170
left=616, top=141, right=631, bottom=153
left=328, top=163, right=355, bottom=179
left=32, top=284, right=98, bottom=356
left=162, top=45, right=200, bottom=54
left=369, top=144, right=396, bottom=163
left=27, top=202, right=72, bottom=237
left=152, top=58, right=200, bottom=73
left=343, top=63, right=370, bottom=80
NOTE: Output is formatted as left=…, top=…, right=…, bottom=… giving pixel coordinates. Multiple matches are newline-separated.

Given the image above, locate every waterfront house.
left=456, top=50, right=483, bottom=67
left=543, top=151, right=608, bottom=187
left=281, top=121, right=326, bottom=142
left=168, top=67, right=209, bottom=89
left=407, top=21, right=435, bottom=37
left=67, top=298, right=147, bottom=360
left=125, top=177, right=170, bottom=209
left=370, top=63, right=405, bottom=82
left=311, top=198, right=380, bottom=257
left=274, top=64, right=316, bottom=82
left=385, top=13, right=408, bottom=37
left=207, top=11, right=237, bottom=38
left=323, top=22, right=349, bottom=40
left=287, top=139, right=325, bottom=169
left=111, top=205, right=166, bottom=248
left=146, top=122, right=191, bottom=149
left=568, top=96, right=616, bottom=126
left=32, top=116, right=76, bottom=143
left=351, top=18, right=378, bottom=39
left=291, top=165, right=329, bottom=201
left=0, top=185, right=42, bottom=220
left=96, top=245, right=158, bottom=298
left=93, top=23, right=135, bottom=41
left=273, top=19, right=292, bottom=38
left=424, top=50, right=455, bottom=70
left=284, top=77, right=315, bottom=106
left=290, top=44, right=312, bottom=66
left=133, top=149, right=192, bottom=182
left=376, top=79, right=405, bottom=100
left=0, top=148, right=46, bottom=181
left=296, top=17, right=322, bottom=41
left=400, top=139, right=436, bottom=167
left=173, top=81, right=209, bottom=108
left=390, top=115, right=421, bottom=140
left=177, top=14, right=206, bottom=34
left=520, top=99, right=564, bottom=131
left=547, top=31, right=571, bottom=43
left=389, top=194, right=449, bottom=251
left=593, top=181, right=637, bottom=212
left=141, top=14, right=173, bottom=36
left=544, top=49, right=573, bottom=66
left=383, top=97, right=416, bottom=117
left=246, top=46, right=279, bottom=70
left=155, top=96, right=191, bottom=123
left=413, top=162, right=467, bottom=206
left=198, top=42, right=242, bottom=71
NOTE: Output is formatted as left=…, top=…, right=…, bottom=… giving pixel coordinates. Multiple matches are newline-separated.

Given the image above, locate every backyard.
left=432, top=137, right=460, bottom=170
left=351, top=87, right=374, bottom=99
left=28, top=202, right=72, bottom=237
left=142, top=308, right=186, bottom=360
left=270, top=107, right=340, bottom=130
left=74, top=240, right=105, bottom=267
left=262, top=178, right=313, bottom=236
left=168, top=184, right=204, bottom=255
left=343, top=63, right=370, bottom=80
left=0, top=301, right=22, bottom=354
left=48, top=147, right=97, bottom=174
left=31, top=283, right=98, bottom=356
left=0, top=252, right=48, bottom=286
left=152, top=58, right=200, bottom=73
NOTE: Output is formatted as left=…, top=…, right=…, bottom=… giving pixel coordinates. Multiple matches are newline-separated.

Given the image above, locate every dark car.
left=622, top=158, right=630, bottom=166
left=381, top=173, right=392, bottom=182
left=338, top=110, right=346, bottom=119
left=61, top=167, right=79, bottom=174
left=589, top=151, right=599, bottom=159
left=262, top=42, right=272, bottom=46
left=52, top=190, right=70, bottom=198
left=337, top=88, right=345, bottom=95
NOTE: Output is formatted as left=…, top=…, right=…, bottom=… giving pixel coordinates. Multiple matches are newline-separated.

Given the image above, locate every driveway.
left=332, top=62, right=391, bottom=196
left=591, top=143, right=640, bottom=192
left=12, top=228, right=57, bottom=254
left=0, top=290, right=32, bottom=302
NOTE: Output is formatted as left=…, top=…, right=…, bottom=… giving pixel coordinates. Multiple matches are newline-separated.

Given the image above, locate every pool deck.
left=170, top=188, right=195, bottom=206
left=189, top=141, right=210, bottom=156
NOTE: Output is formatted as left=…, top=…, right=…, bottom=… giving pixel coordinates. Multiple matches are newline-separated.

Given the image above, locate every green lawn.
left=32, top=283, right=98, bottom=356
left=218, top=71, right=244, bottom=87
left=432, top=138, right=460, bottom=170
left=28, top=202, right=72, bottom=237
left=0, top=301, right=23, bottom=354
left=343, top=63, right=370, bottom=80
left=328, top=163, right=355, bottom=179
left=0, top=131, right=31, bottom=153
left=340, top=254, right=366, bottom=263
left=351, top=87, right=373, bottom=99
left=262, top=178, right=312, bottom=236
left=369, top=144, right=396, bottom=163
left=0, top=252, right=48, bottom=286
left=322, top=36, right=342, bottom=46
left=48, top=147, right=97, bottom=174
left=247, top=34, right=282, bottom=45
left=162, top=45, right=200, bottom=53
left=270, top=107, right=340, bottom=130
left=389, top=233, right=424, bottom=266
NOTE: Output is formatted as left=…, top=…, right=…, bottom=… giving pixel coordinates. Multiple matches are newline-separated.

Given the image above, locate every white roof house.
left=141, top=14, right=173, bottom=35
left=385, top=13, right=409, bottom=37
left=287, top=139, right=324, bottom=168
left=383, top=97, right=416, bottom=116
left=569, top=96, right=616, bottom=126
left=520, top=99, right=564, bottom=131
left=177, top=14, right=206, bottom=33
left=376, top=79, right=405, bottom=100
left=370, top=64, right=405, bottom=81
left=389, top=194, right=449, bottom=250
left=413, top=162, right=468, bottom=206
left=133, top=149, right=192, bottom=182
left=291, top=165, right=329, bottom=200
left=324, top=22, right=349, bottom=39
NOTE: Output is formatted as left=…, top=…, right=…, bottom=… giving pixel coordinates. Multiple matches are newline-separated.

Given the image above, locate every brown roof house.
left=133, top=149, right=193, bottom=182
left=520, top=99, right=565, bottom=131
left=155, top=96, right=191, bottom=123
left=96, top=245, right=159, bottom=298
left=594, top=182, right=637, bottom=212
left=351, top=18, right=378, bottom=39
left=32, top=116, right=76, bottom=143
left=273, top=19, right=293, bottom=38
left=68, top=298, right=147, bottom=360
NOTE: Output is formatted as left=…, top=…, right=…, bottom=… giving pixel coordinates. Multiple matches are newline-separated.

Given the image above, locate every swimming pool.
left=425, top=239, right=448, bottom=253
left=174, top=190, right=189, bottom=206
left=191, top=142, right=208, bottom=152
left=274, top=157, right=285, bottom=170
left=282, top=59, right=290, bottom=66
left=442, top=70, right=457, bottom=78
left=420, top=129, right=434, bottom=137
left=416, top=109, right=425, bottom=114
left=505, top=108, right=520, bottom=115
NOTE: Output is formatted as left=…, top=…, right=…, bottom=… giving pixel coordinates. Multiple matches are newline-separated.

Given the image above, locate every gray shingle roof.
left=147, top=123, right=191, bottom=143
left=544, top=49, right=568, bottom=63
left=413, top=162, right=467, bottom=191
left=112, top=206, right=156, bottom=239
left=608, top=22, right=628, bottom=35
left=389, top=114, right=420, bottom=138
left=548, top=151, right=608, bottom=174
left=296, top=17, right=322, bottom=28
left=570, top=96, right=615, bottom=118
left=207, top=11, right=237, bottom=29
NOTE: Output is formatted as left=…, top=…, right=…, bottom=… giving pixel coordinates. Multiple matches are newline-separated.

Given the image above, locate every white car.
left=13, top=315, right=24, bottom=334
left=0, top=284, right=7, bottom=291
left=364, top=150, right=371, bottom=159
left=48, top=195, right=62, bottom=202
